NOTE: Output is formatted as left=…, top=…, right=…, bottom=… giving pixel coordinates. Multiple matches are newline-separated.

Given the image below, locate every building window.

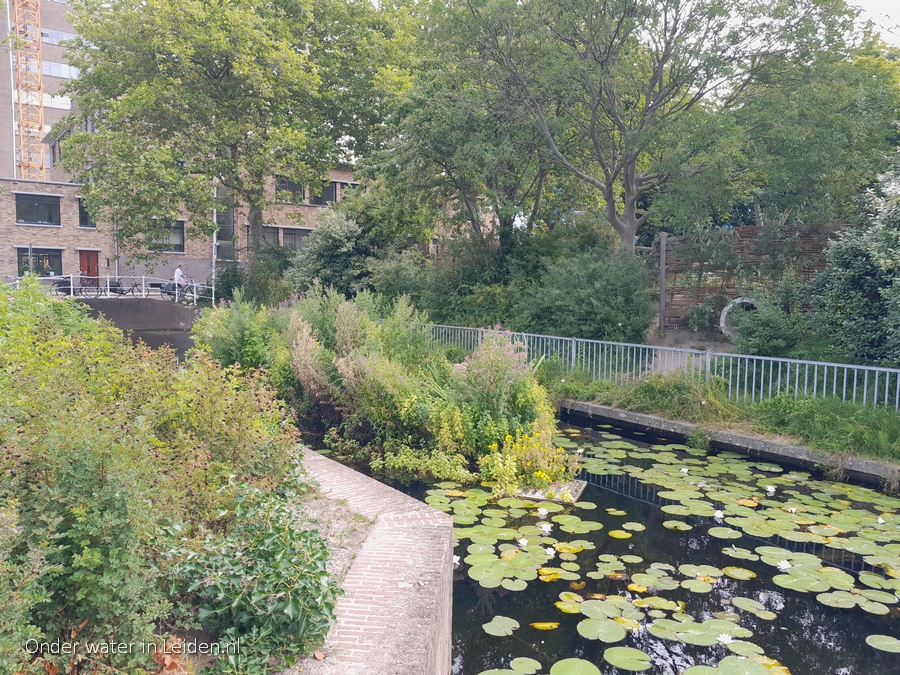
left=308, top=181, right=336, bottom=205
left=336, top=182, right=359, bottom=200
left=262, top=226, right=279, bottom=246
left=149, top=220, right=185, bottom=252
left=78, top=199, right=96, bottom=228
left=275, top=177, right=304, bottom=204
left=17, top=248, right=62, bottom=276
left=282, top=228, right=310, bottom=251
left=15, top=194, right=61, bottom=225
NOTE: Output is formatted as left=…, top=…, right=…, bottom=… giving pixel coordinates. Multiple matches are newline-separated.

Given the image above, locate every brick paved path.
left=297, top=447, right=454, bottom=675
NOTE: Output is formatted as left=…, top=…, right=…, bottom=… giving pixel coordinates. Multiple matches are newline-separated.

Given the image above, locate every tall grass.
left=537, top=361, right=900, bottom=463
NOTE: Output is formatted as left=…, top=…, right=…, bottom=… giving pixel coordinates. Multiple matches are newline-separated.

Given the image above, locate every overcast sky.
left=855, top=0, right=900, bottom=45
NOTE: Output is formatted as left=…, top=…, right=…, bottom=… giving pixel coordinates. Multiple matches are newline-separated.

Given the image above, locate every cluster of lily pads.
left=431, top=425, right=900, bottom=674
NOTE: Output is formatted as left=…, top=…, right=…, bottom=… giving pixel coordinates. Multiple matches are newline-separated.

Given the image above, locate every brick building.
left=1, top=0, right=354, bottom=284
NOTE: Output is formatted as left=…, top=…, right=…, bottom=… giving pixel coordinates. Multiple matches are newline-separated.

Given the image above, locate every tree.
left=441, top=0, right=863, bottom=250
left=363, top=50, right=553, bottom=275
left=59, top=0, right=391, bottom=265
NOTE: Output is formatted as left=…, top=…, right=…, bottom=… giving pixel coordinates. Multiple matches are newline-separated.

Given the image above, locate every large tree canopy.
left=437, top=0, right=868, bottom=249
left=59, top=0, right=394, bottom=261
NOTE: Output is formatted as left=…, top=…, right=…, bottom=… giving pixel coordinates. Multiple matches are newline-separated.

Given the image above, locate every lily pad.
left=608, top=530, right=632, bottom=539
left=576, top=618, right=627, bottom=643
left=866, top=634, right=900, bottom=652
left=549, top=658, right=602, bottom=675
left=663, top=520, right=693, bottom=531
left=501, top=578, right=528, bottom=592
left=723, top=567, right=756, bottom=580
left=715, top=656, right=770, bottom=675
left=483, top=615, right=520, bottom=636
left=709, top=527, right=742, bottom=539
left=602, top=647, right=653, bottom=672
left=510, top=657, right=542, bottom=674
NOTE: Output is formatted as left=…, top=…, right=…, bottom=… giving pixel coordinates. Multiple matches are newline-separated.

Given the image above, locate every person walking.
left=174, top=264, right=185, bottom=287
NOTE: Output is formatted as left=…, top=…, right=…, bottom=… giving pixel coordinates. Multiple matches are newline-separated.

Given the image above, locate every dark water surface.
left=326, top=421, right=900, bottom=675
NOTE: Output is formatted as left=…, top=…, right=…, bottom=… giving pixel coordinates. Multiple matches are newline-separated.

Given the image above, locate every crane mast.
left=12, top=0, right=46, bottom=180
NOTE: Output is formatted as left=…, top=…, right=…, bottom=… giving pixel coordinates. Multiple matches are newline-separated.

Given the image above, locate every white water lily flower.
left=878, top=517, right=886, bottom=524
left=765, top=485, right=776, bottom=495
left=787, top=507, right=797, bottom=514
left=576, top=447, right=585, bottom=455
left=697, top=481, right=709, bottom=488
left=453, top=555, right=460, bottom=568
left=537, top=507, right=549, bottom=517
left=714, top=510, right=725, bottom=520
left=717, top=634, right=734, bottom=645
left=518, top=538, right=529, bottom=548
left=680, top=468, right=690, bottom=474
left=545, top=547, right=556, bottom=558
left=777, top=559, right=791, bottom=570
left=539, top=522, right=553, bottom=534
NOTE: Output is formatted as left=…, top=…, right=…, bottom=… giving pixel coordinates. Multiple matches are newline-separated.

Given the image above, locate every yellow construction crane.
left=12, top=0, right=46, bottom=180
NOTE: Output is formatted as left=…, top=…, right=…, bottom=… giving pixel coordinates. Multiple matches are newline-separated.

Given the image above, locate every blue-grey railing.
left=431, top=325, right=900, bottom=412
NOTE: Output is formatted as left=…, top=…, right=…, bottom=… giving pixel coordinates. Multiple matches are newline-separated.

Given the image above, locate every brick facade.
left=1, top=3, right=355, bottom=284
left=0, top=178, right=115, bottom=280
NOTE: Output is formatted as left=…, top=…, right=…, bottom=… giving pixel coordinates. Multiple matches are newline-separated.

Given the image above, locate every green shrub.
left=175, top=477, right=340, bottom=674
left=286, top=209, right=378, bottom=296
left=810, top=235, right=896, bottom=365
left=0, top=505, right=51, bottom=675
left=1, top=278, right=309, bottom=673
left=508, top=247, right=655, bottom=342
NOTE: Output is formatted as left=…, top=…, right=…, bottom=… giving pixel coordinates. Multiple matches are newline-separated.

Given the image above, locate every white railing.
left=432, top=325, right=900, bottom=412
left=6, top=274, right=216, bottom=305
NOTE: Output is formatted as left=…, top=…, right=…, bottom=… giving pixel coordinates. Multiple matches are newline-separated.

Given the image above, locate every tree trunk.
left=247, top=202, right=264, bottom=254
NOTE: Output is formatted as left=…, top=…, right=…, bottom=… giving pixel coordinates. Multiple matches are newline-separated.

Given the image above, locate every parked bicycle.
left=52, top=274, right=101, bottom=299
left=106, top=278, right=148, bottom=297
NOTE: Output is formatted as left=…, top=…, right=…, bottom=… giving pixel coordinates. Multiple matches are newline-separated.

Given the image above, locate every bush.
left=279, top=288, right=574, bottom=491
left=1, top=278, right=308, bottom=674
left=174, top=477, right=340, bottom=673
left=508, top=247, right=655, bottom=342
left=286, top=209, right=378, bottom=296
left=731, top=272, right=808, bottom=358
left=810, top=235, right=896, bottom=365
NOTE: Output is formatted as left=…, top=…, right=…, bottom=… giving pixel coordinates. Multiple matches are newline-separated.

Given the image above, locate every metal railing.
left=431, top=325, right=900, bottom=412
left=7, top=274, right=216, bottom=305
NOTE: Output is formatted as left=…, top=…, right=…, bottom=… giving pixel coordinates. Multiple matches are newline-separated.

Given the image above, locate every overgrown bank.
left=0, top=279, right=338, bottom=675
left=192, top=287, right=576, bottom=496
left=538, top=364, right=900, bottom=464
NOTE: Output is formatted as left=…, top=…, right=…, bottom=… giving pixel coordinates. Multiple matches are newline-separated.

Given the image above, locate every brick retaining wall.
left=298, top=447, right=454, bottom=675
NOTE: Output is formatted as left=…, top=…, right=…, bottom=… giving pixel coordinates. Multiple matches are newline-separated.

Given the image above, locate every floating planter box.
left=516, top=479, right=587, bottom=504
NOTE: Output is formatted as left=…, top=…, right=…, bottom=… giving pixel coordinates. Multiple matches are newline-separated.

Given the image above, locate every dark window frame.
left=281, top=228, right=310, bottom=251
left=308, top=181, right=336, bottom=206
left=17, top=248, right=63, bottom=276
left=148, top=219, right=185, bottom=253
left=78, top=198, right=96, bottom=228
left=15, top=193, right=61, bottom=226
left=275, top=176, right=305, bottom=204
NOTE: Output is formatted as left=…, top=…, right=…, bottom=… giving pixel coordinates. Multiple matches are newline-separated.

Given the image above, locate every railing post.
left=477, top=328, right=483, bottom=347
left=571, top=337, right=577, bottom=371
left=105, top=275, right=110, bottom=297
left=69, top=274, right=74, bottom=297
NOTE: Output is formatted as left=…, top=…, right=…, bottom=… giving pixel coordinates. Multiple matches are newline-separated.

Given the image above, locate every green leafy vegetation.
left=0, top=278, right=331, bottom=674
left=194, top=288, right=576, bottom=494
left=536, top=367, right=900, bottom=463
left=452, top=426, right=900, bottom=674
